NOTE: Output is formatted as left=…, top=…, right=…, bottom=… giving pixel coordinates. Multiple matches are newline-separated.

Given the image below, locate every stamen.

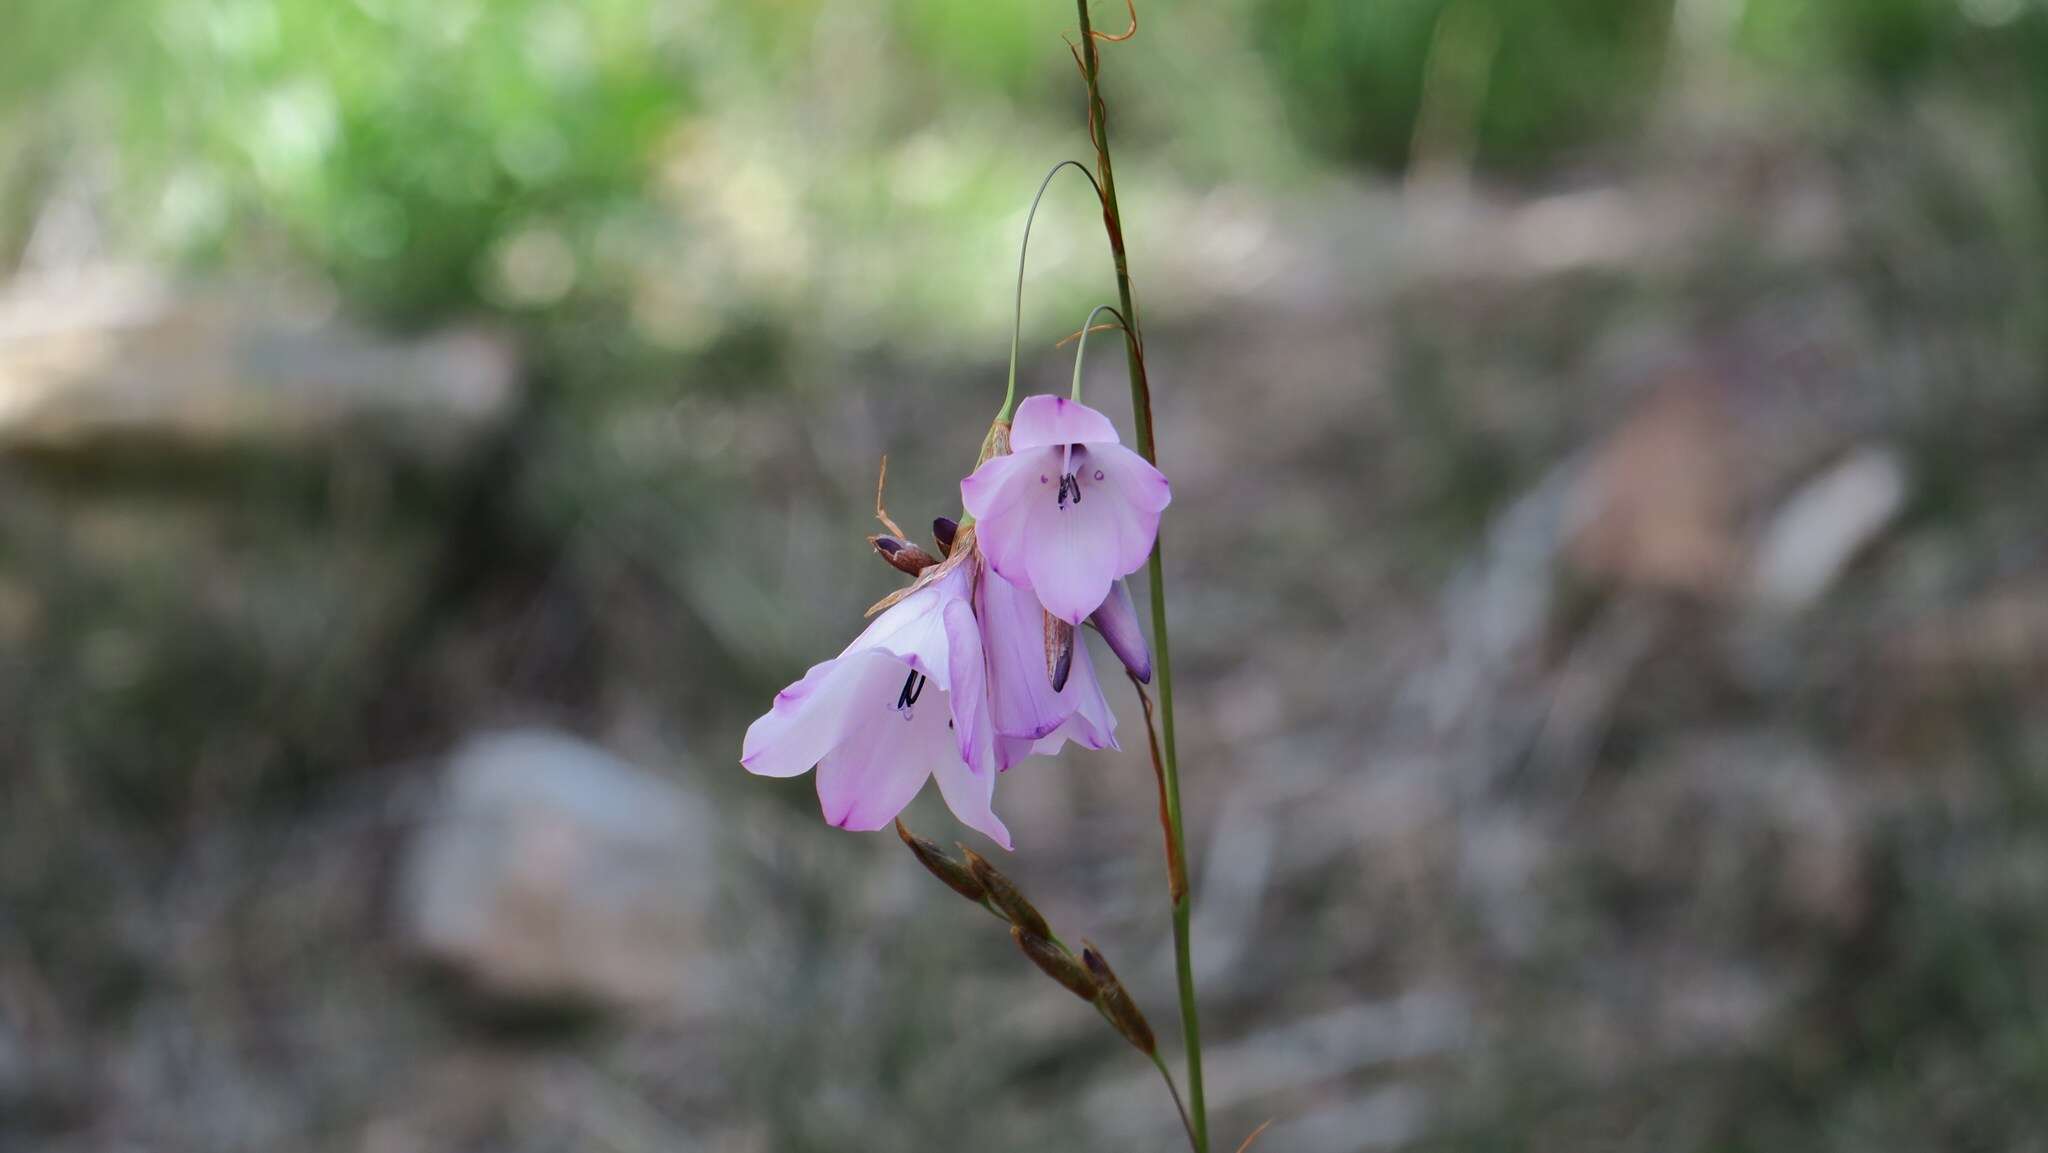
left=895, top=669, right=928, bottom=713
left=1045, top=612, right=1075, bottom=692
left=1055, top=444, right=1087, bottom=509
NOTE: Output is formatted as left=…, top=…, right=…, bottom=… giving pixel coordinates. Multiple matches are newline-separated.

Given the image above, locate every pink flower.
left=976, top=560, right=1117, bottom=771
left=740, top=563, right=1010, bottom=848
left=961, top=395, right=1171, bottom=625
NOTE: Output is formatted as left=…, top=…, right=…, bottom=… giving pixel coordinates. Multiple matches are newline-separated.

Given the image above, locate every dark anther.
left=1057, top=474, right=1083, bottom=508
left=896, top=670, right=928, bottom=710
left=1045, top=613, right=1075, bottom=693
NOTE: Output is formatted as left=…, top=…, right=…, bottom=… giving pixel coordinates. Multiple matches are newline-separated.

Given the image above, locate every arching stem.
left=1067, top=304, right=1126, bottom=403
left=1003, top=159, right=1105, bottom=423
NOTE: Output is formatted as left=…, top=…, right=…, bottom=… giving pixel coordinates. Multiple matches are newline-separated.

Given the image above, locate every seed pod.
left=959, top=846, right=1051, bottom=940
left=1011, top=927, right=1097, bottom=1003
left=932, top=517, right=958, bottom=557
left=1082, top=942, right=1156, bottom=1055
left=871, top=535, right=937, bottom=576
left=894, top=820, right=986, bottom=903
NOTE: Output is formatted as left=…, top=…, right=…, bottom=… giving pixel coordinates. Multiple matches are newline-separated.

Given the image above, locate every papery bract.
left=961, top=395, right=1171, bottom=625
left=741, top=563, right=1010, bottom=847
left=976, top=560, right=1116, bottom=770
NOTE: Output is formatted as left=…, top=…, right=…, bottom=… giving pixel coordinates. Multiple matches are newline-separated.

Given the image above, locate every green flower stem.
left=1003, top=160, right=1105, bottom=424
left=1150, top=1050, right=1199, bottom=1152
left=1071, top=2, right=1206, bottom=1150
left=1067, top=303, right=1124, bottom=403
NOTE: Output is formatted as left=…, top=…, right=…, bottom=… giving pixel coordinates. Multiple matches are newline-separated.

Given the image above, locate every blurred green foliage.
left=1741, top=0, right=2048, bottom=196
left=4, top=0, right=692, bottom=318
left=1742, top=0, right=2002, bottom=80
left=1245, top=0, right=1673, bottom=168
left=2, top=0, right=2046, bottom=333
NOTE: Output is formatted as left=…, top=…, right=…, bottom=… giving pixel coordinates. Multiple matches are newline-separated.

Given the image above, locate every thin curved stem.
left=1072, top=2, right=1207, bottom=1150
left=1067, top=304, right=1126, bottom=402
left=1004, top=160, right=1105, bottom=423
left=1150, top=1051, right=1199, bottom=1151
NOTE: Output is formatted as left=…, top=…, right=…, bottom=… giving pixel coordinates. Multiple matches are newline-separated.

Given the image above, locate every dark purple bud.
left=1088, top=580, right=1151, bottom=683
left=932, top=517, right=958, bottom=557
left=871, top=534, right=936, bottom=576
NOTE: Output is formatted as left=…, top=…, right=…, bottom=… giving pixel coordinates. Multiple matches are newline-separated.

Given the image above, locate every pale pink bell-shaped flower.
left=976, top=561, right=1117, bottom=771
left=741, top=563, right=1010, bottom=847
left=961, top=395, right=1172, bottom=626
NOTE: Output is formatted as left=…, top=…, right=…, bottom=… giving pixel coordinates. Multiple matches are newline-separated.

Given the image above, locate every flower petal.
left=741, top=654, right=872, bottom=778
left=1010, top=394, right=1121, bottom=452
left=1088, top=578, right=1151, bottom=683
left=932, top=586, right=1011, bottom=846
left=1020, top=469, right=1137, bottom=624
left=960, top=448, right=1054, bottom=588
left=942, top=591, right=996, bottom=778
left=995, top=735, right=1039, bottom=769
left=1032, top=638, right=1118, bottom=756
left=813, top=655, right=954, bottom=831
left=844, top=562, right=967, bottom=681
left=981, top=563, right=1120, bottom=771
left=979, top=568, right=1074, bottom=743
left=1090, top=440, right=1173, bottom=520
left=931, top=750, right=1012, bottom=849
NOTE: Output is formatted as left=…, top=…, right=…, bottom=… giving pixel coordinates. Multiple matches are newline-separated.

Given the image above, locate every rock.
left=0, top=267, right=524, bottom=811
left=1567, top=377, right=1740, bottom=599
left=0, top=266, right=518, bottom=466
left=1748, top=445, right=1907, bottom=613
left=398, top=730, right=712, bottom=1014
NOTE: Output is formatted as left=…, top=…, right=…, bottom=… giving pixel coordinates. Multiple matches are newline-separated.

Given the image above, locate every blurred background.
left=3, top=0, right=2046, bottom=1149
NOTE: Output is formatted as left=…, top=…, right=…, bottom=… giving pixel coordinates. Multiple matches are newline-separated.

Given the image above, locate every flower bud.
left=1011, top=927, right=1097, bottom=1003
left=871, top=534, right=937, bottom=576
left=895, top=820, right=986, bottom=903
left=1088, top=579, right=1152, bottom=683
left=1082, top=942, right=1156, bottom=1055
left=959, top=846, right=1051, bottom=940
left=932, top=517, right=958, bottom=557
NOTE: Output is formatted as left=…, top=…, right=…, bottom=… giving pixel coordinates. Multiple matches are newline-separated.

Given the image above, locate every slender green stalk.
left=1149, top=1050, right=1198, bottom=1149
left=1003, top=160, right=1105, bottom=423
left=1067, top=303, right=1125, bottom=402
left=1071, top=2, right=1206, bottom=1149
